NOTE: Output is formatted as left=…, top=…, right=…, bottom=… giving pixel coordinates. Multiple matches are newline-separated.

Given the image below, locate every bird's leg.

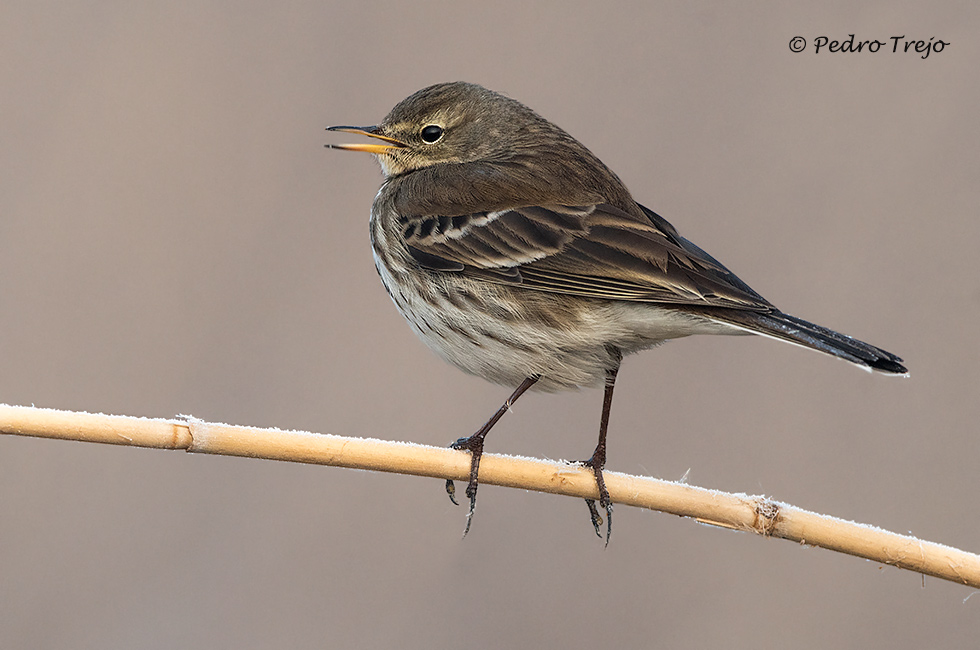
left=446, top=375, right=539, bottom=536
left=581, top=350, right=621, bottom=546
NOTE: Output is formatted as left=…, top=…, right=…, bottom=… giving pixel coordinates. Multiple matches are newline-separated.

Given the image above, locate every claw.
left=585, top=499, right=603, bottom=538
left=580, top=459, right=613, bottom=546
left=445, top=479, right=459, bottom=506
left=602, top=502, right=613, bottom=547
left=462, top=489, right=476, bottom=538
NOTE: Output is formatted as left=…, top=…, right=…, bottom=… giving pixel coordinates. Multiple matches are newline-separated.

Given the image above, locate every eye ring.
left=420, top=124, right=444, bottom=144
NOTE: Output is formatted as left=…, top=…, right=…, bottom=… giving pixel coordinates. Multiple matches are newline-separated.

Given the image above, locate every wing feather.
left=397, top=195, right=771, bottom=310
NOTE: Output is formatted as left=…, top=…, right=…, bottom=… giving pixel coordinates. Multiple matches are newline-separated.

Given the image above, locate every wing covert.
left=399, top=199, right=772, bottom=311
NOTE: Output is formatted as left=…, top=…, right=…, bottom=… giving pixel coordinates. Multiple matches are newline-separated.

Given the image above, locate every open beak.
left=325, top=125, right=406, bottom=154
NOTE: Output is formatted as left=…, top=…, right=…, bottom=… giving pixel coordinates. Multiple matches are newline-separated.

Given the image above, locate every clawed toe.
left=579, top=456, right=613, bottom=546
left=446, top=435, right=483, bottom=537
left=445, top=479, right=459, bottom=506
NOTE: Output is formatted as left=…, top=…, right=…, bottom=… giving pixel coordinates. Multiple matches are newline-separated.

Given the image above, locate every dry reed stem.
left=1, top=403, right=976, bottom=588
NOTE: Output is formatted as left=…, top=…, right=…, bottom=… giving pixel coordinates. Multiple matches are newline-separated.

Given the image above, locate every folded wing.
left=398, top=200, right=773, bottom=311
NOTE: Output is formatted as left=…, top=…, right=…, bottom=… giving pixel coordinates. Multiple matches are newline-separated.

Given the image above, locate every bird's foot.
left=579, top=451, right=613, bottom=546
left=445, top=433, right=485, bottom=537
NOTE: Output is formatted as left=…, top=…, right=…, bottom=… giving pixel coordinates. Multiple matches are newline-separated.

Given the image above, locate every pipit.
left=327, top=81, right=905, bottom=543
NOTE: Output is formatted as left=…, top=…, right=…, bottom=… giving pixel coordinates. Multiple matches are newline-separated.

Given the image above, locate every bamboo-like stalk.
left=1, top=403, right=976, bottom=588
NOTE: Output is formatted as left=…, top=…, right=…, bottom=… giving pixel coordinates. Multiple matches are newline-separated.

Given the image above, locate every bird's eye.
left=420, top=124, right=444, bottom=143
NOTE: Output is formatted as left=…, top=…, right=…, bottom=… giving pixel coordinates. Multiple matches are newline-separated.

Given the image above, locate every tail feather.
left=692, top=308, right=907, bottom=375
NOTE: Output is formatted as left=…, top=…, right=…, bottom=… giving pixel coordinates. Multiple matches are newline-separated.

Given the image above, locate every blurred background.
left=1, top=1, right=977, bottom=647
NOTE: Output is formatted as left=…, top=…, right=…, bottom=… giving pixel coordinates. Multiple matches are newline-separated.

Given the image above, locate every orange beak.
left=325, top=125, right=406, bottom=154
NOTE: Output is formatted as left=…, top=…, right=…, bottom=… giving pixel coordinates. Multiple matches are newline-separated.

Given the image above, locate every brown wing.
left=395, top=196, right=773, bottom=311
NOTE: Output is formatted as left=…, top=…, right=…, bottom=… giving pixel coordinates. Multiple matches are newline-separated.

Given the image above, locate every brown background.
left=2, top=2, right=977, bottom=648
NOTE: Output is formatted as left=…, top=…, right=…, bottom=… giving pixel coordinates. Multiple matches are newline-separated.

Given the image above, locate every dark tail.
left=693, top=308, right=907, bottom=375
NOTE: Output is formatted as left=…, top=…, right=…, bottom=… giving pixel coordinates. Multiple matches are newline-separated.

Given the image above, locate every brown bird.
left=327, top=81, right=906, bottom=543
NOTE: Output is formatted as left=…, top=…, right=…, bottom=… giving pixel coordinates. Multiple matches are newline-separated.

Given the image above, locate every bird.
left=326, top=81, right=906, bottom=543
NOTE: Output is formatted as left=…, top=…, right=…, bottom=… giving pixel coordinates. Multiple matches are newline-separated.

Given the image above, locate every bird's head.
left=327, top=82, right=568, bottom=177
